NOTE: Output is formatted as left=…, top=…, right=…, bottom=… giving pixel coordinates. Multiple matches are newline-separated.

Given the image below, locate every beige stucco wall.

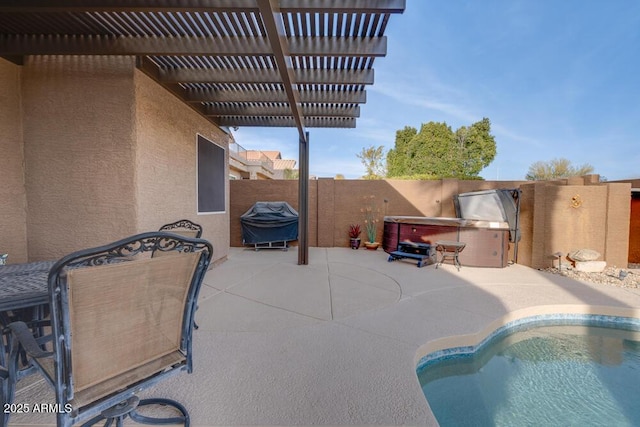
left=524, top=182, right=631, bottom=269
left=230, top=178, right=631, bottom=269
left=4, top=55, right=229, bottom=263
left=134, top=70, right=229, bottom=262
left=230, top=179, right=524, bottom=248
left=543, top=185, right=608, bottom=266
left=0, top=58, right=28, bottom=263
left=22, top=56, right=138, bottom=261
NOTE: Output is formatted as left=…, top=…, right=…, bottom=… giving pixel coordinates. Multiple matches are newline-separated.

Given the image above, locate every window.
left=197, top=134, right=226, bottom=213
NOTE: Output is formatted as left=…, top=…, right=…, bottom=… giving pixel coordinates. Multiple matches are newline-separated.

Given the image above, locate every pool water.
left=417, top=318, right=640, bottom=427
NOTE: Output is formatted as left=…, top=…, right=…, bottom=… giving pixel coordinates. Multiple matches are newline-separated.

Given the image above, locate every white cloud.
left=370, top=78, right=478, bottom=125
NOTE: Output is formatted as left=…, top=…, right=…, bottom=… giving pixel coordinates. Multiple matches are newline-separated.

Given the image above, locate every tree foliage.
left=386, top=118, right=497, bottom=179
left=357, top=145, right=386, bottom=180
left=386, top=126, right=418, bottom=177
left=525, top=158, right=595, bottom=180
left=283, top=168, right=299, bottom=179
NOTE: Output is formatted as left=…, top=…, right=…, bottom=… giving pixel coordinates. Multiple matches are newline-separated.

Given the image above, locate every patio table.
left=0, top=260, right=55, bottom=378
left=434, top=240, right=466, bottom=271
left=0, top=260, right=54, bottom=313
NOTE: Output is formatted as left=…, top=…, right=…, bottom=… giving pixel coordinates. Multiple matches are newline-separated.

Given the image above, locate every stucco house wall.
left=0, top=59, right=28, bottom=263
left=21, top=56, right=138, bottom=261
left=1, top=56, right=229, bottom=264
left=134, top=70, right=229, bottom=262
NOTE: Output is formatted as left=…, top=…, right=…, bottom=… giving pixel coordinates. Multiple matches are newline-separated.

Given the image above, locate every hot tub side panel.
left=383, top=217, right=510, bottom=267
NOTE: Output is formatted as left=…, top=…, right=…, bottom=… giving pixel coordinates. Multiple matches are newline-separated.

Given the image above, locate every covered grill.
left=240, top=202, right=298, bottom=250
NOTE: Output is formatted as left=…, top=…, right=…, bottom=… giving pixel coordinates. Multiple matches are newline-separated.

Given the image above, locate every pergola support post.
left=298, top=131, right=310, bottom=265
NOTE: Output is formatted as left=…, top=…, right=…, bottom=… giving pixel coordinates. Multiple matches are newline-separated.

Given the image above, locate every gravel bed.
left=543, top=266, right=640, bottom=289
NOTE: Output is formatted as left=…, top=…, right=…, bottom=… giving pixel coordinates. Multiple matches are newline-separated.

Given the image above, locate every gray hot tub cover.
left=453, top=189, right=520, bottom=243
left=240, top=201, right=299, bottom=244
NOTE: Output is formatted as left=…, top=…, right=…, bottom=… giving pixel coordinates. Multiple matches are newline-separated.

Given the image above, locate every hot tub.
left=383, top=216, right=511, bottom=268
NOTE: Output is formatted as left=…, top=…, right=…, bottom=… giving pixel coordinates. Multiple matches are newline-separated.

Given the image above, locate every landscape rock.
left=568, top=249, right=601, bottom=262
left=574, top=260, right=606, bottom=273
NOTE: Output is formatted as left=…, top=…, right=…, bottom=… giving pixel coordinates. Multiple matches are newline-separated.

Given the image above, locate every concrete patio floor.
left=10, top=247, right=640, bottom=426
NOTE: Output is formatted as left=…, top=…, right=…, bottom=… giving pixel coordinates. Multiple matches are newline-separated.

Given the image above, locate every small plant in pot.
left=362, top=195, right=381, bottom=250
left=348, top=224, right=362, bottom=249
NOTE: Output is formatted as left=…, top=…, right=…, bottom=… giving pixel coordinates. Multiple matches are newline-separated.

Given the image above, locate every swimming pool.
left=416, top=314, right=640, bottom=427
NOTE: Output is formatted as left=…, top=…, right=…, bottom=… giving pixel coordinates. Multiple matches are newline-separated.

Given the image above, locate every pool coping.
left=414, top=304, right=640, bottom=371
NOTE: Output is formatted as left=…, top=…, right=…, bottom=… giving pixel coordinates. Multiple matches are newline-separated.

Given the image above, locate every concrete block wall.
left=231, top=177, right=632, bottom=269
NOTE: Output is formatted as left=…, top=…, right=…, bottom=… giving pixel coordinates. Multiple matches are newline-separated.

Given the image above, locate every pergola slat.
left=218, top=116, right=356, bottom=128
left=185, top=88, right=367, bottom=104
left=0, top=34, right=387, bottom=57
left=0, top=0, right=405, bottom=14
left=160, top=67, right=374, bottom=85
left=205, top=104, right=360, bottom=118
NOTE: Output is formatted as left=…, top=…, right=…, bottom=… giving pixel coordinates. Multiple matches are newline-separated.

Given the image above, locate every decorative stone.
left=574, top=261, right=606, bottom=273
left=568, top=249, right=601, bottom=262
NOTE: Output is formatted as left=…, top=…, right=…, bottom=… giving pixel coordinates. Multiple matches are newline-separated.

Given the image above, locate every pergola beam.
left=217, top=116, right=355, bottom=128
left=136, top=57, right=218, bottom=125
left=256, top=0, right=305, bottom=139
left=185, top=88, right=367, bottom=104
left=257, top=0, right=309, bottom=265
left=0, top=0, right=405, bottom=14
left=205, top=104, right=360, bottom=118
left=159, top=68, right=374, bottom=85
left=0, top=35, right=387, bottom=57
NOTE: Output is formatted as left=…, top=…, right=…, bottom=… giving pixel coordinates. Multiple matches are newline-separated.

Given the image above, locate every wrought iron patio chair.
left=158, top=219, right=203, bottom=238
left=7, top=231, right=212, bottom=427
left=1, top=363, right=9, bottom=426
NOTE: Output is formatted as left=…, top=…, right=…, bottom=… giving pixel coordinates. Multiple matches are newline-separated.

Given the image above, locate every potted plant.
left=348, top=224, right=362, bottom=249
left=362, top=195, right=381, bottom=250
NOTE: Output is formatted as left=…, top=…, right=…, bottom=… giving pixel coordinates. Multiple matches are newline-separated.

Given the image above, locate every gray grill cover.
left=240, top=202, right=299, bottom=244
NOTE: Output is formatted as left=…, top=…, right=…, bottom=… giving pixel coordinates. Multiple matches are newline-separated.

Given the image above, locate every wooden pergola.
left=0, top=0, right=406, bottom=264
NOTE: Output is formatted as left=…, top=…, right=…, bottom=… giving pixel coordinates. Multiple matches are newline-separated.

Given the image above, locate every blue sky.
left=233, top=1, right=640, bottom=181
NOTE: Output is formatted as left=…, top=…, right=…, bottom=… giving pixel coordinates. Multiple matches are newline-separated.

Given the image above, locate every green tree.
left=357, top=145, right=386, bottom=179
left=525, top=158, right=594, bottom=180
left=335, top=174, right=345, bottom=180
left=386, top=126, right=418, bottom=177
left=283, top=168, right=299, bottom=179
left=386, top=118, right=497, bottom=179
left=454, top=118, right=497, bottom=178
